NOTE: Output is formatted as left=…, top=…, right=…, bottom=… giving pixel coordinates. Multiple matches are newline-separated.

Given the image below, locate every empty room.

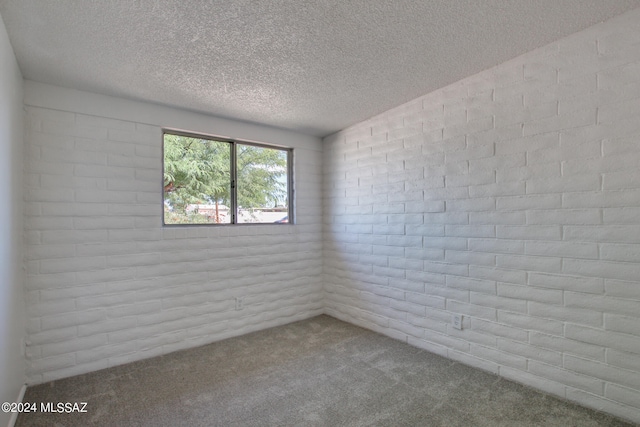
left=1, top=1, right=640, bottom=426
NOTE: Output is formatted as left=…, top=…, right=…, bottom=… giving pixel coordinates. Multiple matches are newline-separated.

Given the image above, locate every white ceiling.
left=1, top=1, right=640, bottom=137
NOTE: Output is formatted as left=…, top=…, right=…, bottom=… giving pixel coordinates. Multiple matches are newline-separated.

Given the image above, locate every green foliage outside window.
left=163, top=133, right=289, bottom=224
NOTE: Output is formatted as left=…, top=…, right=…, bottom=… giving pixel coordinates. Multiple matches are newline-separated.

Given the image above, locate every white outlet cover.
left=452, top=314, right=463, bottom=330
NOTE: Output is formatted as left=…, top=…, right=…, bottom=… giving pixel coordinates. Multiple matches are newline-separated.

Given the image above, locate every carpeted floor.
left=16, top=315, right=634, bottom=426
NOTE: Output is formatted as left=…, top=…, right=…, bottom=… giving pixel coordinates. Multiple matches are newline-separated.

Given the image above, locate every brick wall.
left=23, top=82, right=324, bottom=384
left=323, top=9, right=640, bottom=423
left=18, top=7, right=640, bottom=424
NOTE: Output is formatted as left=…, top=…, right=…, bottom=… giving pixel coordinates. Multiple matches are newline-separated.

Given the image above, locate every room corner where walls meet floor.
left=14, top=315, right=637, bottom=427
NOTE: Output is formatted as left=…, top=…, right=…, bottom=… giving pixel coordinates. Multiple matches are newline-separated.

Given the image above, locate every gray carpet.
left=17, top=315, right=634, bottom=426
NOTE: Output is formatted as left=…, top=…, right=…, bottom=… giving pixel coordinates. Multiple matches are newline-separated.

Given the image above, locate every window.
left=163, top=131, right=292, bottom=225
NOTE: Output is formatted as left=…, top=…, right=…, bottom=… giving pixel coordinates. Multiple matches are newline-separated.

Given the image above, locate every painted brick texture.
left=323, top=9, right=640, bottom=424
left=23, top=94, right=324, bottom=384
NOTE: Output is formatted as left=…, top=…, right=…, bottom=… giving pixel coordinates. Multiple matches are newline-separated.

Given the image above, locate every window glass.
left=237, top=144, right=289, bottom=224
left=163, top=132, right=291, bottom=225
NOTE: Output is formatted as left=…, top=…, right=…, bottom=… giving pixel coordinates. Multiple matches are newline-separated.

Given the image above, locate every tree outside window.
left=163, top=132, right=291, bottom=225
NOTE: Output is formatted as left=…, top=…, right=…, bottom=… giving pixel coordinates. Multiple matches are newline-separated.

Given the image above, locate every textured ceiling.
left=1, top=1, right=640, bottom=137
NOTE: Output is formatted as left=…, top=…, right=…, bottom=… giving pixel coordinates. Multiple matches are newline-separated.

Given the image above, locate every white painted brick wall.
left=323, top=8, right=640, bottom=424
left=23, top=86, right=324, bottom=384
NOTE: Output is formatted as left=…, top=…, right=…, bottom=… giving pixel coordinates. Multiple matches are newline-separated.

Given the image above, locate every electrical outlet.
left=235, top=297, right=244, bottom=310
left=452, top=314, right=463, bottom=330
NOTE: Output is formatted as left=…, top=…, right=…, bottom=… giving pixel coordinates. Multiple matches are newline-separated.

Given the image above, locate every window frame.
left=162, top=129, right=294, bottom=226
